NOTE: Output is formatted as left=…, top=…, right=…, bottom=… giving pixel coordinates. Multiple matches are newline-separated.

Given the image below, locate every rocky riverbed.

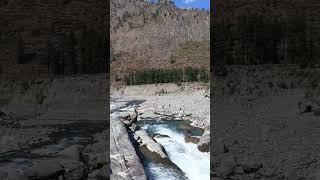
left=212, top=65, right=320, bottom=179
left=0, top=74, right=108, bottom=179
left=110, top=82, right=210, bottom=180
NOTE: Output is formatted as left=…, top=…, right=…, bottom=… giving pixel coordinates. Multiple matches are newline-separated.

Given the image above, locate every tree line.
left=213, top=12, right=318, bottom=65
left=125, top=67, right=209, bottom=85
left=46, top=29, right=107, bottom=75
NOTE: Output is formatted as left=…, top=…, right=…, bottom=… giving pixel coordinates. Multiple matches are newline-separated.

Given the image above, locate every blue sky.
left=174, top=0, right=210, bottom=10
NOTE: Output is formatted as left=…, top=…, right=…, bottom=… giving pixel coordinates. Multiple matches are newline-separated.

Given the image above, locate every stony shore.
left=110, top=82, right=210, bottom=179
left=212, top=65, right=320, bottom=179
left=0, top=74, right=108, bottom=179
left=111, top=82, right=210, bottom=128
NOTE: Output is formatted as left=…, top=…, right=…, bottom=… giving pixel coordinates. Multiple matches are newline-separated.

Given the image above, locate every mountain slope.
left=110, top=0, right=210, bottom=83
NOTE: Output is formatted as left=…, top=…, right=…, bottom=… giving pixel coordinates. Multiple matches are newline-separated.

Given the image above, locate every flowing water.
left=137, top=119, right=210, bottom=180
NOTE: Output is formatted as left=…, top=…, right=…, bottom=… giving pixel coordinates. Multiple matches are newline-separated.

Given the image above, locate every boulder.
left=185, top=136, right=200, bottom=144
left=24, top=159, right=65, bottom=179
left=240, top=160, right=263, bottom=174
left=139, top=111, right=157, bottom=119
left=88, top=165, right=108, bottom=180
left=215, top=152, right=236, bottom=178
left=135, top=130, right=168, bottom=159
left=0, top=135, right=21, bottom=154
left=197, top=134, right=210, bottom=152
left=60, top=160, right=85, bottom=179
left=118, top=111, right=137, bottom=125
left=137, top=107, right=155, bottom=115
left=57, top=145, right=82, bottom=161
left=0, top=165, right=28, bottom=180
left=153, top=133, right=170, bottom=138
left=81, top=133, right=108, bottom=170
left=212, top=140, right=229, bottom=156
left=129, top=123, right=138, bottom=131
left=110, top=116, right=147, bottom=180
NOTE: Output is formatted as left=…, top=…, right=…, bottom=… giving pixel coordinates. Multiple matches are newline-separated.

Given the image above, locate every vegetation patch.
left=213, top=12, right=318, bottom=65
left=125, top=67, right=209, bottom=85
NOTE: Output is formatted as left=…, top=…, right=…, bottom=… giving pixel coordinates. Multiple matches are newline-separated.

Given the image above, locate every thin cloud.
left=183, top=0, right=197, bottom=4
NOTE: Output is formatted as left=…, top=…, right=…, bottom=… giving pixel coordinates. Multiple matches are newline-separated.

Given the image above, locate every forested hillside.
left=111, top=0, right=210, bottom=84
left=213, top=0, right=320, bottom=65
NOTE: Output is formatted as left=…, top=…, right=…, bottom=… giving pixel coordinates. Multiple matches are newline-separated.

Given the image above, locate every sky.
left=174, top=0, right=210, bottom=10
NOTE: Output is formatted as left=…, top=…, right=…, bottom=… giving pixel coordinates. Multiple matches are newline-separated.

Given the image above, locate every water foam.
left=151, top=124, right=210, bottom=180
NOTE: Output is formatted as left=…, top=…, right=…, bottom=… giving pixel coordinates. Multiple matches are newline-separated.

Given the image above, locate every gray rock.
left=0, top=165, right=28, bottom=180
left=118, top=111, right=137, bottom=125
left=135, top=130, right=168, bottom=158
left=129, top=123, right=138, bottom=131
left=236, top=166, right=245, bottom=174
left=60, top=160, right=85, bottom=179
left=24, top=159, right=64, bottom=179
left=185, top=136, right=200, bottom=144
left=139, top=111, right=157, bottom=119
left=153, top=133, right=170, bottom=138
left=212, top=141, right=229, bottom=156
left=197, top=134, right=210, bottom=152
left=82, top=133, right=108, bottom=170
left=88, top=165, right=108, bottom=180
left=57, top=145, right=82, bottom=161
left=240, top=160, right=263, bottom=174
left=110, top=116, right=147, bottom=180
left=215, top=152, right=236, bottom=178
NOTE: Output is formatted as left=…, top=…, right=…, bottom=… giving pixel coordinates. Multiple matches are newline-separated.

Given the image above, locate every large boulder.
left=110, top=116, right=147, bottom=180
left=118, top=108, right=138, bottom=125
left=185, top=136, right=200, bottom=144
left=140, top=111, right=157, bottom=119
left=214, top=152, right=236, bottom=178
left=135, top=130, right=168, bottom=159
left=57, top=145, right=82, bottom=161
left=197, top=133, right=210, bottom=152
left=240, top=159, right=263, bottom=174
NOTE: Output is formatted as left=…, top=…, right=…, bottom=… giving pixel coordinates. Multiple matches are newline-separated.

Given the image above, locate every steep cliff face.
left=110, top=0, right=210, bottom=83
left=0, top=0, right=108, bottom=80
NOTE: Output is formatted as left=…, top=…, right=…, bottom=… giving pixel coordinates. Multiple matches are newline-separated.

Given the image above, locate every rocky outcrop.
left=118, top=107, right=138, bottom=126
left=110, top=115, right=147, bottom=180
left=135, top=129, right=168, bottom=159
left=197, top=127, right=210, bottom=152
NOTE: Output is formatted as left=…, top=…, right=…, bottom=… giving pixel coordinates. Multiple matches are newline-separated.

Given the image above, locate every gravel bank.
left=111, top=83, right=210, bottom=129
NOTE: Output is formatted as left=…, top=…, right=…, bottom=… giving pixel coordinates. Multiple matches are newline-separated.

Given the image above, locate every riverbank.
left=110, top=82, right=210, bottom=180
left=111, top=82, right=210, bottom=128
left=0, top=74, right=108, bottom=179
left=212, top=65, right=320, bottom=179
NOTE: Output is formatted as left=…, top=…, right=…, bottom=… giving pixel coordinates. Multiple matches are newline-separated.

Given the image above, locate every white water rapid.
left=141, top=123, right=210, bottom=180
